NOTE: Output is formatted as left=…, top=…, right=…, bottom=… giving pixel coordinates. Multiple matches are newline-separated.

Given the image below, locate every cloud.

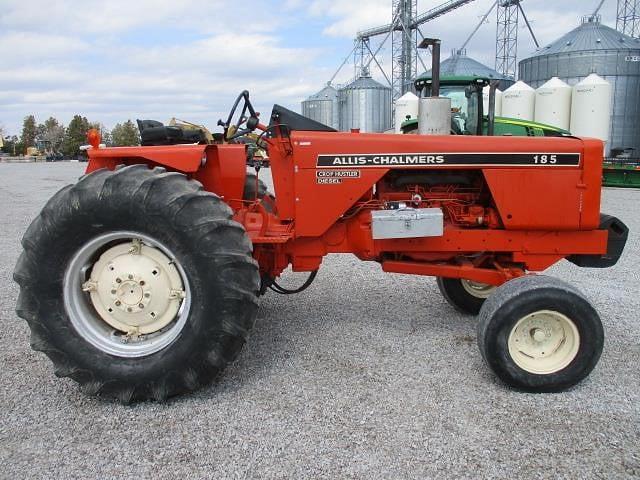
left=0, top=32, right=88, bottom=63
left=0, top=0, right=625, bottom=136
left=306, top=0, right=391, bottom=37
left=0, top=0, right=324, bottom=134
left=0, top=0, right=284, bottom=36
left=121, top=33, right=316, bottom=74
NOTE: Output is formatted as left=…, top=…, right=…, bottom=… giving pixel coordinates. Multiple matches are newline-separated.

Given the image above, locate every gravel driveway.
left=1, top=162, right=638, bottom=479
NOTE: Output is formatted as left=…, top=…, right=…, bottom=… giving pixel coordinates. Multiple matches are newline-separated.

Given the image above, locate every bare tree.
left=36, top=117, right=65, bottom=153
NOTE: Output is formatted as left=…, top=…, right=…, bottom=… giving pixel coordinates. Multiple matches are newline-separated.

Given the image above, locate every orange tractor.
left=14, top=91, right=628, bottom=402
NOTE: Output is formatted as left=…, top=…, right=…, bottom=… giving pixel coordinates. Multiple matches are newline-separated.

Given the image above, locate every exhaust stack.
left=417, top=38, right=451, bottom=136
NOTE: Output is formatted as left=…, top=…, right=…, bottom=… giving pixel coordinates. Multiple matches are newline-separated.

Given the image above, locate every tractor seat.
left=137, top=119, right=207, bottom=146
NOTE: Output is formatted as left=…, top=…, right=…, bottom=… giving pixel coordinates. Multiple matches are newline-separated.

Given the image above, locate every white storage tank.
left=534, top=77, right=572, bottom=130
left=483, top=86, right=502, bottom=117
left=570, top=73, right=612, bottom=143
left=502, top=81, right=535, bottom=120
left=394, top=92, right=419, bottom=133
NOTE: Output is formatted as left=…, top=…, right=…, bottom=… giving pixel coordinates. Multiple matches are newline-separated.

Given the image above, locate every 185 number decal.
left=533, top=154, right=557, bottom=164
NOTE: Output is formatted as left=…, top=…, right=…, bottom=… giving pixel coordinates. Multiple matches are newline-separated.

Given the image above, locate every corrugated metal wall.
left=301, top=85, right=339, bottom=130
left=338, top=77, right=392, bottom=133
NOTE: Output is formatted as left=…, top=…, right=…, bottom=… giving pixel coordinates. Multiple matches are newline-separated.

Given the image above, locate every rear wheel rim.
left=507, top=310, right=580, bottom=374
left=461, top=279, right=495, bottom=299
left=63, top=231, right=191, bottom=358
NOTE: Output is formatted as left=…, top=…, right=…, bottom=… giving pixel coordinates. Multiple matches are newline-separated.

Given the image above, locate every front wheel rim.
left=507, top=310, right=580, bottom=374
left=63, top=231, right=191, bottom=358
left=461, top=279, right=495, bottom=299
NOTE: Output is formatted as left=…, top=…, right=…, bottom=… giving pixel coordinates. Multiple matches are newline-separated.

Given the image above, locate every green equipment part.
left=602, top=159, right=640, bottom=188
left=405, top=75, right=570, bottom=138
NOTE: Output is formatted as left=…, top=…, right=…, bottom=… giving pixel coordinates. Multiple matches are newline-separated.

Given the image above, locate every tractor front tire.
left=14, top=165, right=260, bottom=402
left=477, top=275, right=604, bottom=392
left=437, top=277, right=496, bottom=315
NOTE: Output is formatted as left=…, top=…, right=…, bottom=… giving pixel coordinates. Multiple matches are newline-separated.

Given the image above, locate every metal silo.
left=301, top=83, right=339, bottom=130
left=339, top=69, right=392, bottom=133
left=519, top=15, right=640, bottom=156
left=415, top=49, right=515, bottom=92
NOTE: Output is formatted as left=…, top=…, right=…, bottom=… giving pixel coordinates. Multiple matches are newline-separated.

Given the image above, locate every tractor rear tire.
left=14, top=165, right=260, bottom=402
left=477, top=275, right=604, bottom=392
left=436, top=277, right=496, bottom=315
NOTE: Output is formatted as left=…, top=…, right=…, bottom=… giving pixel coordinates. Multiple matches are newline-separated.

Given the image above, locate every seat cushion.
left=137, top=119, right=206, bottom=146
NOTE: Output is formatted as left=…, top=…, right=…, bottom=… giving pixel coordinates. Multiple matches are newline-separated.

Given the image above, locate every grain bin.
left=339, top=69, right=392, bottom=133
left=519, top=15, right=640, bottom=155
left=502, top=81, right=535, bottom=120
left=301, top=83, right=339, bottom=130
left=415, top=49, right=514, bottom=91
left=570, top=73, right=612, bottom=143
left=535, top=77, right=572, bottom=130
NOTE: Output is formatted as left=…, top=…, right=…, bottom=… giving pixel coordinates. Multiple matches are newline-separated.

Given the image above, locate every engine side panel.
left=275, top=131, right=599, bottom=237
left=483, top=169, right=582, bottom=229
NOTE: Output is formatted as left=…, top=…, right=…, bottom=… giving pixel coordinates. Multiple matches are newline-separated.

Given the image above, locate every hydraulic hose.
left=268, top=270, right=318, bottom=295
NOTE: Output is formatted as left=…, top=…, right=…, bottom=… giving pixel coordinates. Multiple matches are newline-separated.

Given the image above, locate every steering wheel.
left=218, top=90, right=259, bottom=141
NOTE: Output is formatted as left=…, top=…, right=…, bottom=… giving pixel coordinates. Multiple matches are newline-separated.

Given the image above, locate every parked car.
left=46, top=152, right=64, bottom=162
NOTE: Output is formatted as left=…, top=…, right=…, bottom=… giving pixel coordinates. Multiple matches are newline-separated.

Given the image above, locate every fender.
left=87, top=143, right=247, bottom=205
left=87, top=144, right=207, bottom=173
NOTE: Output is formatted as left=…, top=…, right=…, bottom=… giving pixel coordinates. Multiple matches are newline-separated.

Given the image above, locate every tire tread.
left=14, top=165, right=260, bottom=403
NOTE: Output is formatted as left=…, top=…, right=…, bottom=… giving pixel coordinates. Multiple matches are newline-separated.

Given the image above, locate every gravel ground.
left=1, top=162, right=638, bottom=479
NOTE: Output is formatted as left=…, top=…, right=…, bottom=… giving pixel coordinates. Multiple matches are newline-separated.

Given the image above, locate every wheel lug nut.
left=127, top=307, right=132, bottom=312
left=116, top=278, right=122, bottom=283
left=111, top=289, right=117, bottom=294
left=128, top=274, right=133, bottom=280
left=139, top=304, right=144, bottom=309
left=115, top=300, right=121, bottom=306
left=144, top=293, right=150, bottom=298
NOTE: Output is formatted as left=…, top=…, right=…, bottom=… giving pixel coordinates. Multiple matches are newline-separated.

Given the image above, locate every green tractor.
left=402, top=75, right=570, bottom=138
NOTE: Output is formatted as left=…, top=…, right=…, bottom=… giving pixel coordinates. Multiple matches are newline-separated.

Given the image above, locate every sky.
left=0, top=0, right=620, bottom=136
